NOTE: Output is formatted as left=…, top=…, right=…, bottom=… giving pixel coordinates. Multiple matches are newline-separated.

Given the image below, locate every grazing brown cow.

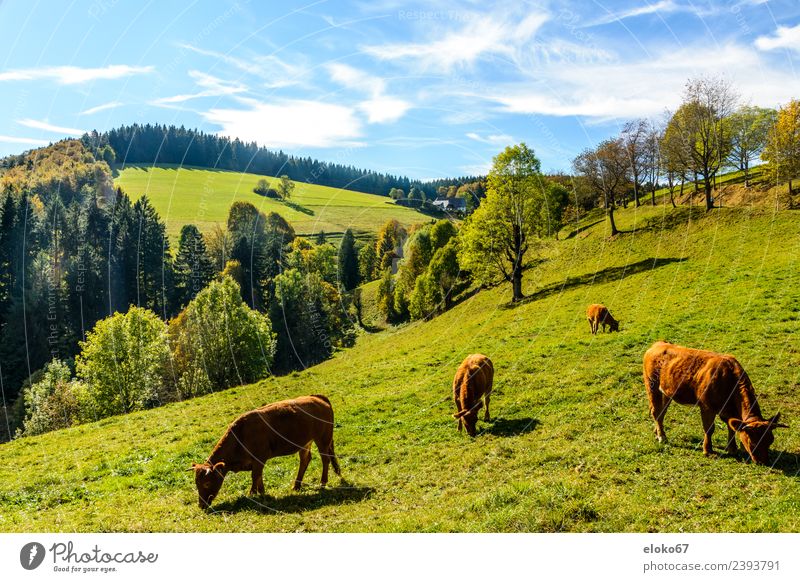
left=643, top=341, right=787, bottom=464
left=586, top=304, right=620, bottom=334
left=191, top=395, right=341, bottom=509
left=453, top=354, right=494, bottom=437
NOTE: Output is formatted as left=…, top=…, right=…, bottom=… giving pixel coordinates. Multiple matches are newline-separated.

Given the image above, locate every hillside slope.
left=1, top=203, right=799, bottom=532
left=114, top=164, right=429, bottom=240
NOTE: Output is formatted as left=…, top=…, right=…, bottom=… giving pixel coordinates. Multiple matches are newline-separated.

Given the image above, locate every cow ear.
left=728, top=418, right=747, bottom=432
left=189, top=463, right=201, bottom=472
left=212, top=462, right=226, bottom=474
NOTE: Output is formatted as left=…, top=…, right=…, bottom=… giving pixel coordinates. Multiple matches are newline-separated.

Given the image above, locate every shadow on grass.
left=283, top=200, right=315, bottom=216
left=564, top=219, right=604, bottom=239
left=769, top=450, right=800, bottom=477
left=482, top=417, right=540, bottom=437
left=666, top=438, right=800, bottom=477
left=508, top=257, right=688, bottom=308
left=210, top=483, right=375, bottom=515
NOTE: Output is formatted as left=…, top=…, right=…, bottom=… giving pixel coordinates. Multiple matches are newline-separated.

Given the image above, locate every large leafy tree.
left=666, top=76, right=737, bottom=210
left=573, top=138, right=630, bottom=236
left=76, top=306, right=170, bottom=416
left=762, top=99, right=800, bottom=195
left=728, top=106, right=776, bottom=187
left=459, top=143, right=552, bottom=302
left=168, top=276, right=276, bottom=397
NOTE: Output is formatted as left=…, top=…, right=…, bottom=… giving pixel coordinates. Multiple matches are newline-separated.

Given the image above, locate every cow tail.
left=328, top=439, right=341, bottom=476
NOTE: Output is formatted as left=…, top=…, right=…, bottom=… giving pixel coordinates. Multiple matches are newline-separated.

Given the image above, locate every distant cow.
left=453, top=354, right=494, bottom=437
left=587, top=304, right=619, bottom=334
left=191, top=395, right=341, bottom=509
left=643, top=341, right=787, bottom=464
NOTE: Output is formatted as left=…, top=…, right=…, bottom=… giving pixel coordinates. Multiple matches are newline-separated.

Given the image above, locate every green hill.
left=1, top=202, right=799, bottom=532
left=113, top=165, right=429, bottom=240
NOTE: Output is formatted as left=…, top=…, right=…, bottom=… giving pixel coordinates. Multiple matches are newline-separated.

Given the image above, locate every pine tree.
left=173, top=224, right=214, bottom=309
left=337, top=229, right=359, bottom=291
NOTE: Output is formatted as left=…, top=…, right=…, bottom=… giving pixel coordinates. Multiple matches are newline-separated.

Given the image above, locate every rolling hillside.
left=1, top=202, right=799, bottom=532
left=113, top=164, right=429, bottom=240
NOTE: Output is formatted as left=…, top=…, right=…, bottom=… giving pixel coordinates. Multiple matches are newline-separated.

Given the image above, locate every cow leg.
left=701, top=408, right=716, bottom=456
left=483, top=392, right=491, bottom=422
left=588, top=318, right=594, bottom=334
left=293, top=446, right=312, bottom=491
left=314, top=435, right=335, bottom=488
left=646, top=377, right=669, bottom=443
left=250, top=463, right=264, bottom=496
left=725, top=424, right=738, bottom=456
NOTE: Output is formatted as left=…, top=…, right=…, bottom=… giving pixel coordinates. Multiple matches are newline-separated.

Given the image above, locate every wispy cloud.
left=202, top=99, right=363, bottom=148
left=0, top=64, right=153, bottom=84
left=451, top=42, right=798, bottom=121
left=755, top=24, right=800, bottom=52
left=586, top=0, right=682, bottom=27
left=0, top=135, right=50, bottom=146
left=362, top=10, right=548, bottom=70
left=79, top=101, right=124, bottom=115
left=179, top=43, right=306, bottom=89
left=17, top=118, right=85, bottom=136
left=151, top=71, right=247, bottom=106
left=326, top=63, right=411, bottom=123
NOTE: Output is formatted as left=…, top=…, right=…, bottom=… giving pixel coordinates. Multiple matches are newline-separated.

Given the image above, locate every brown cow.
left=643, top=341, right=787, bottom=464
left=191, top=395, right=341, bottom=509
left=453, top=354, right=494, bottom=437
left=587, top=304, right=620, bottom=334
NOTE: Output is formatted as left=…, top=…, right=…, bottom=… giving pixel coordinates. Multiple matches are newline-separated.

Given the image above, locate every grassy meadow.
left=1, top=201, right=799, bottom=532
left=113, top=164, right=428, bottom=241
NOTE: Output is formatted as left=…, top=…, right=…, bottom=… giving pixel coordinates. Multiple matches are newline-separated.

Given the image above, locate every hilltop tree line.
left=572, top=76, right=800, bottom=235
left=76, top=124, right=480, bottom=200
left=0, top=140, right=363, bottom=441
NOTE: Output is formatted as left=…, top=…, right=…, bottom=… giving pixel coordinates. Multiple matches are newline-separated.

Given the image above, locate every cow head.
left=609, top=319, right=620, bottom=332
left=454, top=405, right=481, bottom=437
left=728, top=414, right=788, bottom=465
left=191, top=462, right=226, bottom=509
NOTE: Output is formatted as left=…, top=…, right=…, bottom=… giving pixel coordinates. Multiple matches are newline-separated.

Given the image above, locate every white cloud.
left=466, top=132, right=514, bottom=145
left=0, top=65, right=153, bottom=84
left=326, top=63, right=411, bottom=124
left=151, top=71, right=247, bottom=106
left=755, top=24, right=800, bottom=52
left=358, top=96, right=411, bottom=123
left=17, top=119, right=85, bottom=136
left=202, top=100, right=363, bottom=148
left=0, top=135, right=49, bottom=146
left=79, top=101, right=124, bottom=115
left=362, top=11, right=548, bottom=70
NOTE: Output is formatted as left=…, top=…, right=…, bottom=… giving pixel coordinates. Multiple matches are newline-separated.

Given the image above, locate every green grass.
left=113, top=164, right=429, bottom=241
left=1, top=201, right=799, bottom=532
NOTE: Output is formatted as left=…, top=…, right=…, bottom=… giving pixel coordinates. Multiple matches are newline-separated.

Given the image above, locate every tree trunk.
left=511, top=267, right=523, bottom=302
left=634, top=184, right=640, bottom=207
left=651, top=186, right=656, bottom=206
left=607, top=205, right=619, bottom=236
left=704, top=179, right=714, bottom=211
left=744, top=161, right=750, bottom=188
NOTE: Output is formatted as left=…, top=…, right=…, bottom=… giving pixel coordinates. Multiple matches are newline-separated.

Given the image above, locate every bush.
left=76, top=307, right=171, bottom=416
left=19, top=360, right=85, bottom=436
left=169, top=276, right=277, bottom=396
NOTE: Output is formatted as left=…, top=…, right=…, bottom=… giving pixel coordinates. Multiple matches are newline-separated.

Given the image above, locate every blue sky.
left=0, top=0, right=798, bottom=179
